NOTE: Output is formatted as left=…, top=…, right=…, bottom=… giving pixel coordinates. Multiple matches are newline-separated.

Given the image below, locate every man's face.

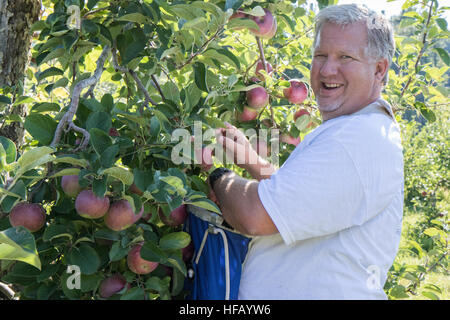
left=310, top=22, right=384, bottom=121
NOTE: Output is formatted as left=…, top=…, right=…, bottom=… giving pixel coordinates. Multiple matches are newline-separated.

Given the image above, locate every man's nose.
left=320, top=58, right=339, bottom=77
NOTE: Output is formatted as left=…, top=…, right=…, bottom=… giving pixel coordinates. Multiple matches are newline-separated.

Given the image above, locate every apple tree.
left=0, top=0, right=448, bottom=300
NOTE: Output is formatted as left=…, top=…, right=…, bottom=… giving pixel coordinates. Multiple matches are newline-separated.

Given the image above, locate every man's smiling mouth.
left=321, top=82, right=344, bottom=90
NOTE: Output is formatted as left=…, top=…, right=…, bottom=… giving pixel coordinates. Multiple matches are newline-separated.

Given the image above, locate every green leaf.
left=68, top=244, right=100, bottom=275
left=140, top=241, right=168, bottom=264
left=43, top=224, right=74, bottom=242
left=423, top=227, right=440, bottom=237
left=435, top=18, right=448, bottom=31
left=109, top=241, right=129, bottom=262
left=49, top=168, right=80, bottom=178
left=120, top=287, right=145, bottom=300
left=193, top=62, right=209, bottom=92
left=89, top=128, right=112, bottom=155
left=389, top=285, right=409, bottom=299
left=227, top=17, right=259, bottom=30
left=52, top=156, right=89, bottom=168
left=37, top=67, right=64, bottom=82
left=101, top=167, right=134, bottom=186
left=433, top=48, right=450, bottom=66
left=0, top=136, right=16, bottom=164
left=39, top=48, right=65, bottom=66
left=100, top=144, right=119, bottom=168
left=295, top=113, right=311, bottom=131
left=165, top=254, right=187, bottom=276
left=24, top=114, right=58, bottom=145
left=13, top=95, right=35, bottom=106
left=145, top=276, right=170, bottom=296
left=30, top=102, right=61, bottom=113
left=86, top=111, right=112, bottom=133
left=160, top=176, right=187, bottom=196
left=185, top=198, right=221, bottom=214
left=422, top=291, right=440, bottom=300
left=101, top=94, right=114, bottom=113
left=92, top=175, right=107, bottom=198
left=0, top=227, right=41, bottom=270
left=159, top=232, right=191, bottom=250
left=117, top=13, right=149, bottom=24
left=414, top=101, right=436, bottom=122
left=15, top=146, right=55, bottom=179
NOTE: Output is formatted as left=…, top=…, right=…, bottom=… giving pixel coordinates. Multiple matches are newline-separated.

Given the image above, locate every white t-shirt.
left=238, top=99, right=404, bottom=300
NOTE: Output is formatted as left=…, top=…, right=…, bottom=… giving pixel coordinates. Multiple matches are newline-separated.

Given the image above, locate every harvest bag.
left=184, top=204, right=251, bottom=300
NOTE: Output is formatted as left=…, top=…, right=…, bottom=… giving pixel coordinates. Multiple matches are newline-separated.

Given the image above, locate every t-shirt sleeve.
left=258, top=137, right=367, bottom=245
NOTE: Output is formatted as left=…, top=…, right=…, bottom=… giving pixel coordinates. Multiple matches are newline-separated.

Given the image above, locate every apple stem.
left=151, top=74, right=166, bottom=102
left=255, top=36, right=267, bottom=73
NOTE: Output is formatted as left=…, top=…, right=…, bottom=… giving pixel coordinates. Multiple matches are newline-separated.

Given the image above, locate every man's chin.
left=317, top=102, right=341, bottom=113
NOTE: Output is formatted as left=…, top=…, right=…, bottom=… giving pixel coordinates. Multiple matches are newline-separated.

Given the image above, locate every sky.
left=310, top=0, right=450, bottom=20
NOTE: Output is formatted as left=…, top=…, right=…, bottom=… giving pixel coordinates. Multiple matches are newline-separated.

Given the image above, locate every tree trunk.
left=0, top=0, right=41, bottom=146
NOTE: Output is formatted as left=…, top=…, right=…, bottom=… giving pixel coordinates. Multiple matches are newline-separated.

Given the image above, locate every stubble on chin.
left=317, top=99, right=341, bottom=113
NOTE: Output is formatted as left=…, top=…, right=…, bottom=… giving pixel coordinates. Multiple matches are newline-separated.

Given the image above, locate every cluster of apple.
left=8, top=174, right=193, bottom=292
left=230, top=7, right=312, bottom=149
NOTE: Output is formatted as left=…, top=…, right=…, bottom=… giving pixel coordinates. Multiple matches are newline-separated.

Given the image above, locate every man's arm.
left=211, top=171, right=278, bottom=236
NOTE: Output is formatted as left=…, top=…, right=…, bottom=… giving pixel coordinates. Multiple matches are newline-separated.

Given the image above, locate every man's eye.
left=342, top=55, right=352, bottom=59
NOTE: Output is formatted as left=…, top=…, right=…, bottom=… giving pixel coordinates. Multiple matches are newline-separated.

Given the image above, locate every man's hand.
left=215, top=122, right=259, bottom=168
left=215, top=122, right=275, bottom=180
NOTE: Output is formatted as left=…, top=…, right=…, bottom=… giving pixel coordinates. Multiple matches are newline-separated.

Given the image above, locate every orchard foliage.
left=0, top=0, right=448, bottom=300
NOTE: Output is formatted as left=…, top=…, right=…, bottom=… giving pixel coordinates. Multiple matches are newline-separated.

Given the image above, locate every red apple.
left=255, top=61, right=273, bottom=81
left=99, top=274, right=127, bottom=298
left=127, top=243, right=159, bottom=275
left=246, top=86, right=269, bottom=109
left=104, top=199, right=143, bottom=231
left=283, top=79, right=308, bottom=104
left=237, top=107, right=258, bottom=122
left=249, top=9, right=277, bottom=39
left=9, top=202, right=46, bottom=233
left=159, top=204, right=187, bottom=227
left=293, top=108, right=313, bottom=128
left=75, top=189, right=110, bottom=219
left=281, top=133, right=301, bottom=146
left=61, top=175, right=83, bottom=198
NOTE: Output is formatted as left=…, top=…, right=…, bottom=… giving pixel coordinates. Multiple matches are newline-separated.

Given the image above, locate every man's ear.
left=375, top=58, right=389, bottom=83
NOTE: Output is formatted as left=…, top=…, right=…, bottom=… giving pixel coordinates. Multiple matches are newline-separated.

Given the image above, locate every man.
left=209, top=4, right=404, bottom=299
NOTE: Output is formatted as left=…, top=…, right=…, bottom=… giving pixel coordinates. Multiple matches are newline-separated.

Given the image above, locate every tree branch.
left=176, top=25, right=225, bottom=70
left=111, top=48, right=156, bottom=112
left=400, top=1, right=434, bottom=98
left=50, top=45, right=110, bottom=150
left=151, top=74, right=165, bottom=101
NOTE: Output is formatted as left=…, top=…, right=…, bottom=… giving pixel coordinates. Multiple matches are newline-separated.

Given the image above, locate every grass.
left=388, top=204, right=449, bottom=300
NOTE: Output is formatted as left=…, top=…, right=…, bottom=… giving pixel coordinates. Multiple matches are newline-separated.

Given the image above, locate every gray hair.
left=313, top=4, right=395, bottom=84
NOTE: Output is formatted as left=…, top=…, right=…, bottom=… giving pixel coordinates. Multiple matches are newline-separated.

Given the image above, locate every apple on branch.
left=127, top=243, right=159, bottom=275
left=9, top=202, right=46, bottom=233
left=246, top=86, right=269, bottom=109
left=283, top=79, right=308, bottom=104
left=249, top=8, right=277, bottom=39
left=236, top=106, right=258, bottom=122
left=255, top=61, right=273, bottom=81
left=104, top=199, right=143, bottom=231
left=99, top=274, right=129, bottom=298
left=294, top=108, right=314, bottom=129
left=75, top=189, right=110, bottom=219
left=159, top=204, right=188, bottom=227
left=61, top=175, right=83, bottom=198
